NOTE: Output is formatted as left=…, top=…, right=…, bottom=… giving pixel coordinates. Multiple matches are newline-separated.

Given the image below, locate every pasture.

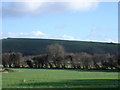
left=2, top=68, right=120, bottom=89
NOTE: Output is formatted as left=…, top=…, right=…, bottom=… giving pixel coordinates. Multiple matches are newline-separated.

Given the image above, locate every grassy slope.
left=2, top=68, right=119, bottom=88
left=2, top=38, right=118, bottom=56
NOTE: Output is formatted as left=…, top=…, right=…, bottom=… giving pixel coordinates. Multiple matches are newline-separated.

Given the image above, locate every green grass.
left=2, top=68, right=120, bottom=88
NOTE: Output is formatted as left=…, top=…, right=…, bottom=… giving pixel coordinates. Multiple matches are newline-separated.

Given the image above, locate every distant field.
left=2, top=68, right=120, bottom=89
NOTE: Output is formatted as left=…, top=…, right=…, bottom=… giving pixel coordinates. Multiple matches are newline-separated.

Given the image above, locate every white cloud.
left=0, top=32, right=2, bottom=39
left=83, top=38, right=118, bottom=43
left=68, top=0, right=99, bottom=11
left=62, top=34, right=75, bottom=40
left=83, top=27, right=118, bottom=43
left=2, top=0, right=99, bottom=18
left=2, top=31, right=46, bottom=38
left=32, top=31, right=45, bottom=36
left=2, top=31, right=76, bottom=41
left=1, top=31, right=118, bottom=43
left=2, top=0, right=119, bottom=2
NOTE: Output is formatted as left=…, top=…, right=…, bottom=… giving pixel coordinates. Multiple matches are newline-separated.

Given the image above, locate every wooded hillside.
left=2, top=38, right=118, bottom=56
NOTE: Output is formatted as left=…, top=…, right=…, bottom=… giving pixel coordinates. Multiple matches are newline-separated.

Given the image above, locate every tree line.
left=2, top=44, right=120, bottom=70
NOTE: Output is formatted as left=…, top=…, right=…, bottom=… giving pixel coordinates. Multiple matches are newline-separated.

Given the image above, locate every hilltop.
left=2, top=38, right=118, bottom=56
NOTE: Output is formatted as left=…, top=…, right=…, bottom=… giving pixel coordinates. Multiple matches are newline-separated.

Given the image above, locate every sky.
left=0, top=0, right=118, bottom=43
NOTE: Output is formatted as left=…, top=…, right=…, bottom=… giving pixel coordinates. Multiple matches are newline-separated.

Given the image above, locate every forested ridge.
left=1, top=38, right=120, bottom=70
left=2, top=38, right=119, bottom=55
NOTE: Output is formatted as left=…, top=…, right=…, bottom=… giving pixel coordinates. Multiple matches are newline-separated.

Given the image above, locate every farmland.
left=1, top=38, right=120, bottom=89
left=2, top=68, right=119, bottom=89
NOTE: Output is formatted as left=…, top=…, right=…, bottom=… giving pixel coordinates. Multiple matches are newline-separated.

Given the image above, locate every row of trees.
left=2, top=44, right=120, bottom=70
left=2, top=52, right=23, bottom=68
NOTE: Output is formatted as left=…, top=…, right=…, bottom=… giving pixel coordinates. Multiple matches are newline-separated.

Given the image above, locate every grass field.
left=2, top=68, right=120, bottom=88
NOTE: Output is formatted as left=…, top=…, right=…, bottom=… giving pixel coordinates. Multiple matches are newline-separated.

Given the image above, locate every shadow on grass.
left=15, top=79, right=120, bottom=88
left=65, top=69, right=120, bottom=72
left=5, top=68, right=120, bottom=72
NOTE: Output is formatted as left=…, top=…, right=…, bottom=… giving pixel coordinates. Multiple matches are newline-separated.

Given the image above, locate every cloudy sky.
left=1, top=0, right=118, bottom=43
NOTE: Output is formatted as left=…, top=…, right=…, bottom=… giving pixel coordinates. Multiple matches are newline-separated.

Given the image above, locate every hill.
left=2, top=38, right=119, bottom=56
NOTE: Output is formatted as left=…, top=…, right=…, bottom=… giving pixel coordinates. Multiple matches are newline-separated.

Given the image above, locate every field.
left=2, top=68, right=120, bottom=89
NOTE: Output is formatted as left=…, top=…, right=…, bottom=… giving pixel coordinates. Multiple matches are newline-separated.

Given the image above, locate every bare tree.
left=79, top=52, right=92, bottom=69
left=47, top=43, right=65, bottom=68
left=65, top=53, right=77, bottom=69
left=2, top=52, right=23, bottom=68
left=12, top=52, right=22, bottom=68
left=2, top=53, right=9, bottom=67
left=32, top=54, right=48, bottom=68
left=92, top=54, right=103, bottom=69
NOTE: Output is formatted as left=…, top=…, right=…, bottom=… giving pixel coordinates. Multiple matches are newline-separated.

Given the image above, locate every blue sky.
left=1, top=0, right=118, bottom=43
